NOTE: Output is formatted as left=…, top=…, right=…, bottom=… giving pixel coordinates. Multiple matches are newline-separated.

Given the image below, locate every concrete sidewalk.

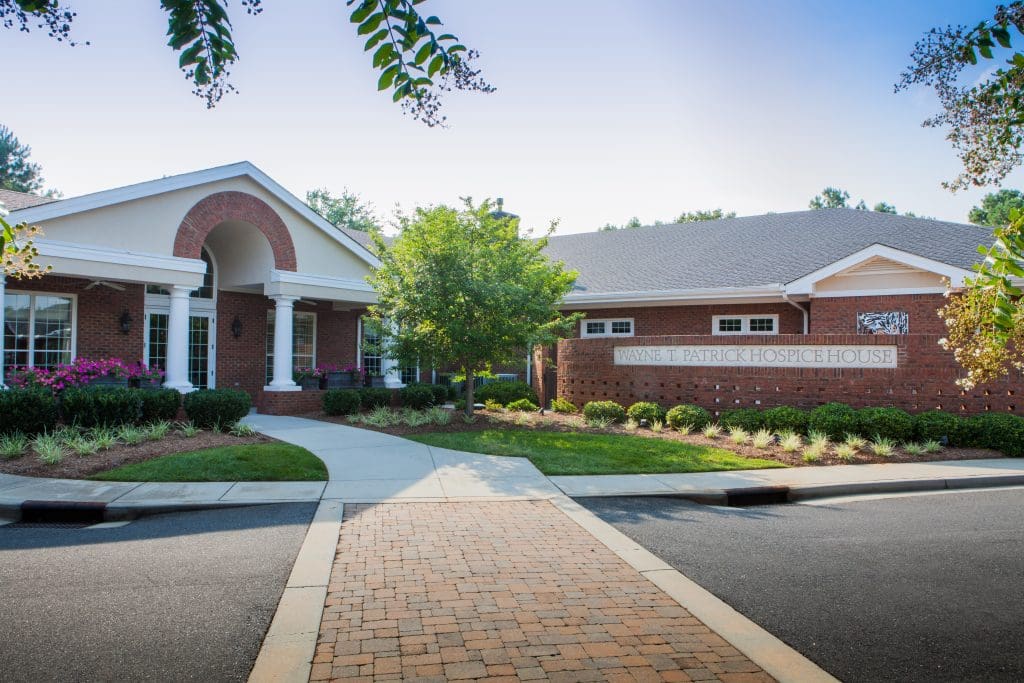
left=551, top=458, right=1024, bottom=502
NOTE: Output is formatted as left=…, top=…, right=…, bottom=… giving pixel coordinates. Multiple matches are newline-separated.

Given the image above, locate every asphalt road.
left=0, top=503, right=316, bottom=682
left=580, top=489, right=1024, bottom=683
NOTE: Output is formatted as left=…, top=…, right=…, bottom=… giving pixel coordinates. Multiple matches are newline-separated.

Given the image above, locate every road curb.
left=550, top=494, right=841, bottom=683
left=248, top=499, right=343, bottom=683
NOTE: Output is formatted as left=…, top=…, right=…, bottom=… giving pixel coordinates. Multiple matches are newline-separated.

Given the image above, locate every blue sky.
left=2, top=0, right=1012, bottom=234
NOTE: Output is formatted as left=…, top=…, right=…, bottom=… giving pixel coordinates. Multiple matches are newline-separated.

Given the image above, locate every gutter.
left=562, top=284, right=787, bottom=306
left=781, top=289, right=809, bottom=334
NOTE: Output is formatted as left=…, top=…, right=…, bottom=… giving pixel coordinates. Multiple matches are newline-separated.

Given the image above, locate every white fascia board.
left=270, top=269, right=373, bottom=292
left=810, top=286, right=949, bottom=298
left=9, top=161, right=381, bottom=270
left=561, top=285, right=785, bottom=307
left=785, top=244, right=973, bottom=295
left=36, top=239, right=207, bottom=273
left=268, top=269, right=377, bottom=303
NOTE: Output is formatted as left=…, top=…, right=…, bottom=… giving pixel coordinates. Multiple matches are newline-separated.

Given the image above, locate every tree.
left=873, top=202, right=897, bottom=214
left=675, top=209, right=736, bottom=222
left=2, top=0, right=493, bottom=127
left=808, top=187, right=850, bottom=209
left=306, top=187, right=379, bottom=233
left=368, top=200, right=580, bottom=414
left=969, top=189, right=1024, bottom=227
left=598, top=217, right=642, bottom=231
left=0, top=124, right=44, bottom=193
left=0, top=204, right=48, bottom=279
left=897, top=3, right=1024, bottom=189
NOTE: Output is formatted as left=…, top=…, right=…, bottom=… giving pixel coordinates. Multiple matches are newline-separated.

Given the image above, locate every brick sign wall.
left=557, top=333, right=1022, bottom=415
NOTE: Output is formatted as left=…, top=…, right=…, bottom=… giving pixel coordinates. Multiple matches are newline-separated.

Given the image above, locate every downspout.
left=781, top=289, right=809, bottom=334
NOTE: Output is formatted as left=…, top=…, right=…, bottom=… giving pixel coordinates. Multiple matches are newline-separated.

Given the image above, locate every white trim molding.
left=9, top=161, right=380, bottom=269
left=269, top=269, right=373, bottom=292
left=35, top=239, right=207, bottom=274
left=784, top=244, right=973, bottom=296
left=563, top=285, right=786, bottom=307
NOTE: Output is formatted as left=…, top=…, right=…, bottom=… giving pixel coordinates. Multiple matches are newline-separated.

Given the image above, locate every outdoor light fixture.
left=119, top=310, right=132, bottom=335
left=231, top=316, right=243, bottom=339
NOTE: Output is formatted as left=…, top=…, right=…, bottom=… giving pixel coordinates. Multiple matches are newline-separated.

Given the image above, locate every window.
left=712, top=314, right=778, bottom=335
left=400, top=366, right=419, bottom=385
left=145, top=248, right=215, bottom=300
left=266, top=311, right=317, bottom=383
left=146, top=312, right=169, bottom=371
left=3, top=292, right=75, bottom=374
left=361, top=317, right=382, bottom=377
left=581, top=318, right=634, bottom=338
left=857, top=311, right=909, bottom=335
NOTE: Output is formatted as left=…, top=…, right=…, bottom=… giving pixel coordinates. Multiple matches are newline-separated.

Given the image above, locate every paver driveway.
left=311, top=500, right=772, bottom=682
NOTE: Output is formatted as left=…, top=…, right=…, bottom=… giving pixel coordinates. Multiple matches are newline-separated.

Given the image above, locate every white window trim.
left=581, top=318, right=635, bottom=338
left=712, top=314, right=779, bottom=336
left=4, top=290, right=78, bottom=368
left=360, top=315, right=383, bottom=373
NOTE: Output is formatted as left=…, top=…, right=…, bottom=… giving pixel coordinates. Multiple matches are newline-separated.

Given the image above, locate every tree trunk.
left=464, top=367, right=475, bottom=416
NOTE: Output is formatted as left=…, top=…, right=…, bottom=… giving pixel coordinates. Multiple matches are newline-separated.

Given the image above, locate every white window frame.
left=581, top=318, right=634, bottom=338
left=712, top=314, right=779, bottom=336
left=3, top=290, right=78, bottom=369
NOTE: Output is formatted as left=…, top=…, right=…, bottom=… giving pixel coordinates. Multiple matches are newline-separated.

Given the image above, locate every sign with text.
left=613, top=344, right=898, bottom=369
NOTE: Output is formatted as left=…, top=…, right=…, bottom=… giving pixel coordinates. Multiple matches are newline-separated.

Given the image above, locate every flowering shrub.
left=5, top=358, right=163, bottom=393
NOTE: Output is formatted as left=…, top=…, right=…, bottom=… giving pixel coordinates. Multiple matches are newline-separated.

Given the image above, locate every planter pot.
left=298, top=376, right=321, bottom=391
left=87, top=375, right=129, bottom=389
left=325, top=371, right=356, bottom=390
left=370, top=376, right=387, bottom=388
left=130, top=378, right=163, bottom=390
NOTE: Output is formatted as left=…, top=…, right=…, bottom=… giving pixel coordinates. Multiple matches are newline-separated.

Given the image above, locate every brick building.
left=2, top=163, right=1018, bottom=416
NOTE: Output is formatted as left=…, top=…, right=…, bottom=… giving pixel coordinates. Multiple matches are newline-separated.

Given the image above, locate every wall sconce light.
left=231, top=316, right=243, bottom=339
left=119, top=310, right=132, bottom=335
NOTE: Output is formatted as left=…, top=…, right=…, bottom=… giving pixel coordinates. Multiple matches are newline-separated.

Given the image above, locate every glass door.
left=145, top=311, right=215, bottom=389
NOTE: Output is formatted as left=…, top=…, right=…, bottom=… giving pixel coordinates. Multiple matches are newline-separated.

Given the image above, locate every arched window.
left=190, top=248, right=215, bottom=299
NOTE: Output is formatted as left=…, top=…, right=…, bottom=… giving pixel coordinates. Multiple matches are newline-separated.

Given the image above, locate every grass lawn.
left=407, top=429, right=786, bottom=476
left=90, top=443, right=327, bottom=482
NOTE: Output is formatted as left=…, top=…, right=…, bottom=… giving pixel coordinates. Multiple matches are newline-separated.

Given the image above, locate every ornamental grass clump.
left=425, top=407, right=452, bottom=426
left=116, top=424, right=146, bottom=446
left=586, top=416, right=614, bottom=430
left=702, top=423, right=722, bottom=439
left=0, top=433, right=28, bottom=459
left=728, top=426, right=749, bottom=445
left=33, top=433, right=64, bottom=464
left=400, top=409, right=432, bottom=428
left=779, top=431, right=803, bottom=453
left=834, top=443, right=857, bottom=462
left=91, top=427, right=118, bottom=450
left=843, top=434, right=867, bottom=452
left=147, top=420, right=172, bottom=441
left=69, top=437, right=99, bottom=457
left=650, top=419, right=664, bottom=433
left=902, top=442, right=926, bottom=456
left=623, top=418, right=640, bottom=432
left=178, top=421, right=201, bottom=438
left=228, top=422, right=257, bottom=437
left=803, top=430, right=830, bottom=461
left=674, top=422, right=692, bottom=436
left=869, top=436, right=896, bottom=457
left=923, top=439, right=943, bottom=454
left=484, top=399, right=504, bottom=412
left=751, top=428, right=775, bottom=450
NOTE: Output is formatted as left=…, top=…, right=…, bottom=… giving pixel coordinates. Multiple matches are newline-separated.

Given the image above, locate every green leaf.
left=350, top=1, right=375, bottom=23
left=358, top=13, right=385, bottom=35
left=980, top=43, right=994, bottom=60
left=414, top=40, right=433, bottom=65
left=428, top=53, right=444, bottom=77
left=425, top=15, right=442, bottom=25
left=378, top=63, right=401, bottom=91
left=364, top=29, right=389, bottom=50
left=993, top=26, right=1012, bottom=48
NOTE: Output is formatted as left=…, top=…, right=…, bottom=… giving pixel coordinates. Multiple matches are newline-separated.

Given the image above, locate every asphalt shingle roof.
left=0, top=188, right=57, bottom=212
left=542, top=209, right=992, bottom=295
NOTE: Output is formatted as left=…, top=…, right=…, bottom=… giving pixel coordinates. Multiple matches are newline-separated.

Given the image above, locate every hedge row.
left=579, top=399, right=1024, bottom=456
left=0, top=386, right=252, bottom=435
left=322, top=383, right=450, bottom=416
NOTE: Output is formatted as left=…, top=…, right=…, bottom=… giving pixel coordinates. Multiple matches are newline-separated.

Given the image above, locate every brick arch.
left=173, top=191, right=297, bottom=271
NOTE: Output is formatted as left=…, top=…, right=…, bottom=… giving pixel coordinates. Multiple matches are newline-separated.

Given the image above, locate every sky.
left=1, top=0, right=1015, bottom=235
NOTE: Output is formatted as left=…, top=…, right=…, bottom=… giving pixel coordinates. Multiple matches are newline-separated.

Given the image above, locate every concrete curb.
left=248, top=499, right=343, bottom=683
left=549, top=494, right=839, bottom=683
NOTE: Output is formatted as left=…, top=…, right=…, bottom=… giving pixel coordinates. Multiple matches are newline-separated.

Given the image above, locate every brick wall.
left=557, top=333, right=1023, bottom=415
left=809, top=294, right=947, bottom=335
left=6, top=275, right=145, bottom=363
left=565, top=303, right=806, bottom=337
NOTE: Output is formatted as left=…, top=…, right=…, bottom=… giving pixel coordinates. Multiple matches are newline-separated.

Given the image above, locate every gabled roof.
left=7, top=161, right=379, bottom=268
left=544, top=209, right=990, bottom=299
left=0, top=188, right=58, bottom=211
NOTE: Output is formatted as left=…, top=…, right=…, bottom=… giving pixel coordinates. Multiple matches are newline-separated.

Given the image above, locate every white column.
left=163, top=285, right=194, bottom=393
left=266, top=295, right=300, bottom=391
left=381, top=319, right=404, bottom=388
left=0, top=275, right=6, bottom=388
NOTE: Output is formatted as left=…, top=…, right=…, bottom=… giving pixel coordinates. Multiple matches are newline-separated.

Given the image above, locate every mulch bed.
left=306, top=409, right=1002, bottom=467
left=0, top=431, right=274, bottom=480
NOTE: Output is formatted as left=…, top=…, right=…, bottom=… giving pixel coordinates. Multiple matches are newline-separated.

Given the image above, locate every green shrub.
left=719, top=408, right=764, bottom=432
left=913, top=410, right=965, bottom=445
left=665, top=404, right=711, bottom=430
left=323, top=389, right=361, bottom=416
left=475, top=381, right=538, bottom=407
left=61, top=387, right=143, bottom=428
left=454, top=399, right=467, bottom=411
left=550, top=397, right=576, bottom=413
left=139, top=389, right=181, bottom=423
left=506, top=398, right=539, bottom=412
left=400, top=384, right=435, bottom=410
left=182, top=389, right=251, bottom=429
left=855, top=407, right=914, bottom=443
left=763, top=406, right=809, bottom=434
left=0, top=388, right=58, bottom=436
left=423, top=384, right=448, bottom=406
left=358, top=387, right=392, bottom=410
left=970, top=413, right=1024, bottom=456
left=582, top=400, right=626, bottom=424
left=484, top=398, right=504, bottom=411
left=808, top=402, right=858, bottom=440
left=626, top=401, right=666, bottom=424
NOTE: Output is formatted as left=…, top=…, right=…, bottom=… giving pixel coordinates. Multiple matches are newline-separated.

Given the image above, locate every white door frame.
left=144, top=307, right=216, bottom=389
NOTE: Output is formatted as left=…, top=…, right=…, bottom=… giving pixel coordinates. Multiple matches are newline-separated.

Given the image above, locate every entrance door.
left=144, top=311, right=216, bottom=389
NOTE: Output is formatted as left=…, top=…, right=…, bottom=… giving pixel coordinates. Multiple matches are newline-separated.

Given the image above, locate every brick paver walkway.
left=311, top=501, right=772, bottom=682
